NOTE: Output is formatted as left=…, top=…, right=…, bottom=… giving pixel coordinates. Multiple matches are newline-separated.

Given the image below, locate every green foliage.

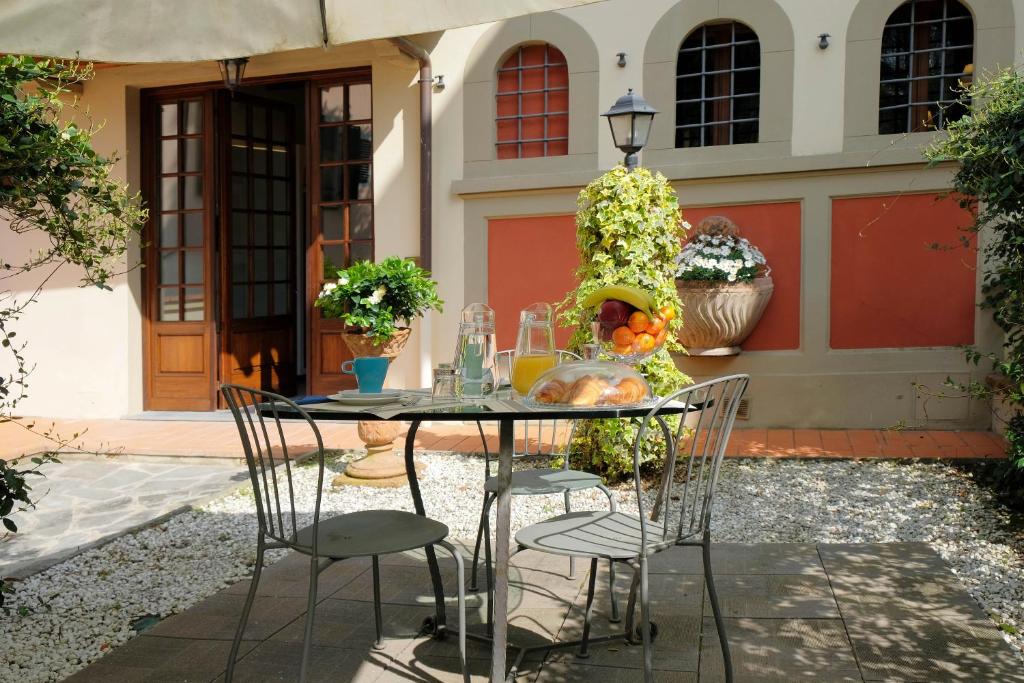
left=314, top=256, right=443, bottom=344
left=925, top=67, right=1024, bottom=498
left=560, top=166, right=692, bottom=480
left=0, top=453, right=59, bottom=535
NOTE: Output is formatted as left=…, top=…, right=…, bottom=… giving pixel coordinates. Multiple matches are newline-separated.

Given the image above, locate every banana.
left=582, top=285, right=656, bottom=317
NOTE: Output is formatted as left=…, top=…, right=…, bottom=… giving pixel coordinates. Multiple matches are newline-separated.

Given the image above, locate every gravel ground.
left=1, top=454, right=1022, bottom=682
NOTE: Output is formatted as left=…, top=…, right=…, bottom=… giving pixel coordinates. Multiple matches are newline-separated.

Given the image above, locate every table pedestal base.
left=332, top=448, right=425, bottom=488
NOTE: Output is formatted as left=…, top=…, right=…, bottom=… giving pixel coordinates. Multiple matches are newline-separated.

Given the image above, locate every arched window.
left=675, top=21, right=760, bottom=148
left=879, top=0, right=974, bottom=133
left=496, top=43, right=569, bottom=159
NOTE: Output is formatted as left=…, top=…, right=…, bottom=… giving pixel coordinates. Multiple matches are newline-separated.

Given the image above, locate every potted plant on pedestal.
left=674, top=216, right=773, bottom=355
left=315, top=256, right=442, bottom=487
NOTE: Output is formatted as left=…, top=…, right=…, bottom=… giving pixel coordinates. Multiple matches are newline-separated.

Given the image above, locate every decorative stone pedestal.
left=332, top=420, right=423, bottom=488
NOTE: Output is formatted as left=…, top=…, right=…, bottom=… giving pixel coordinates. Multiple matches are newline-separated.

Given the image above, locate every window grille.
left=675, top=22, right=760, bottom=148
left=879, top=0, right=974, bottom=134
left=496, top=44, right=569, bottom=159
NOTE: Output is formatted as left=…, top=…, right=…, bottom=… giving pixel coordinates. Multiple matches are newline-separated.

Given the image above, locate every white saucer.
left=327, top=390, right=403, bottom=406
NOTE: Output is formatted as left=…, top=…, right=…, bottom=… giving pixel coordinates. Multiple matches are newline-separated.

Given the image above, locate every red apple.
left=598, top=299, right=633, bottom=328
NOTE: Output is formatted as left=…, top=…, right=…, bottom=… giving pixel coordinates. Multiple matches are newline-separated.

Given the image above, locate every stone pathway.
left=65, top=542, right=1024, bottom=682
left=0, top=455, right=248, bottom=578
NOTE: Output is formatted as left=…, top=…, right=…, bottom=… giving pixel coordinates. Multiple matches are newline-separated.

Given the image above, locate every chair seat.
left=294, top=509, right=448, bottom=558
left=484, top=468, right=603, bottom=496
left=516, top=510, right=657, bottom=560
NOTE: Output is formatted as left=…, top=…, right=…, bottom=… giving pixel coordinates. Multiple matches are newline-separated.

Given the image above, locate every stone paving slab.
left=0, top=455, right=248, bottom=578
left=64, top=542, right=1022, bottom=682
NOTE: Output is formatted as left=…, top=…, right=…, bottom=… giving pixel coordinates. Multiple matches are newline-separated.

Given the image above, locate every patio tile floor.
left=65, top=542, right=1024, bottom=682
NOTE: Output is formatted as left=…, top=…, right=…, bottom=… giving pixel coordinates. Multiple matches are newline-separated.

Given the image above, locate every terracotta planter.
left=675, top=277, right=774, bottom=356
left=341, top=327, right=412, bottom=362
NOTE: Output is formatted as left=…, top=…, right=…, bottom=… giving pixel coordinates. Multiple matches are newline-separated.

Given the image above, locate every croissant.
left=534, top=379, right=569, bottom=404
left=567, top=375, right=609, bottom=406
left=605, top=377, right=647, bottom=405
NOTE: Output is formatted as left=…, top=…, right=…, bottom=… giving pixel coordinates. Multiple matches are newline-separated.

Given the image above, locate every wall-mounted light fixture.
left=218, top=57, right=249, bottom=90
left=818, top=33, right=830, bottom=50
left=433, top=75, right=446, bottom=91
left=616, top=52, right=627, bottom=67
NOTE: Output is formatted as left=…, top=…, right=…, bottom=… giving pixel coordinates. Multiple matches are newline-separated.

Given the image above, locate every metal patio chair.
left=512, top=374, right=749, bottom=683
left=221, top=384, right=469, bottom=683
left=469, top=349, right=620, bottom=632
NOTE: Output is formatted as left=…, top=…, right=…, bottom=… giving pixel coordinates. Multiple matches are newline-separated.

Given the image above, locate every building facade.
left=2, top=0, right=1021, bottom=426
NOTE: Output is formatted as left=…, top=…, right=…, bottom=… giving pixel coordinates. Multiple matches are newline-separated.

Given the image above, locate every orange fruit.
left=655, top=328, right=668, bottom=345
left=612, top=343, right=633, bottom=355
left=645, top=316, right=665, bottom=335
left=634, top=332, right=656, bottom=352
left=627, top=311, right=650, bottom=334
left=611, top=326, right=635, bottom=347
left=659, top=306, right=676, bottom=321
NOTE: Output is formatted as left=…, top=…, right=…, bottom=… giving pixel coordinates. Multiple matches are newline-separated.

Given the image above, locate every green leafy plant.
left=314, top=256, right=443, bottom=344
left=924, top=67, right=1024, bottom=499
left=1, top=453, right=60, bottom=534
left=560, top=166, right=691, bottom=480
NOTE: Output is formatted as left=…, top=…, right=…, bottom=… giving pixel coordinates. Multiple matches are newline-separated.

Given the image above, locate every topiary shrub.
left=559, top=166, right=691, bottom=481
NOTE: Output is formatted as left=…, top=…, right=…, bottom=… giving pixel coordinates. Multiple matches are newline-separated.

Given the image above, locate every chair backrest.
left=221, top=384, right=326, bottom=556
left=633, top=374, right=749, bottom=553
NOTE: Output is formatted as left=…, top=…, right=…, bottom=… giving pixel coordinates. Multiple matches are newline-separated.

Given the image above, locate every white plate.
left=327, top=390, right=404, bottom=406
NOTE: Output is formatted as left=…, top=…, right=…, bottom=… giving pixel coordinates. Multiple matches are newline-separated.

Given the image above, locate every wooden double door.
left=142, top=71, right=373, bottom=410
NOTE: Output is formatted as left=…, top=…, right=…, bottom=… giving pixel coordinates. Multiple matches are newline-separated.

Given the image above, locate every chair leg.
left=703, top=534, right=733, bottom=683
left=438, top=541, right=470, bottom=683
left=563, top=490, right=576, bottom=580
left=484, top=504, right=494, bottom=637
left=469, top=492, right=492, bottom=592
left=299, top=554, right=320, bottom=683
left=577, top=558, right=599, bottom=658
left=623, top=561, right=641, bottom=644
left=639, top=556, right=654, bottom=683
left=608, top=558, right=620, bottom=623
left=226, top=534, right=266, bottom=682
left=371, top=555, right=384, bottom=650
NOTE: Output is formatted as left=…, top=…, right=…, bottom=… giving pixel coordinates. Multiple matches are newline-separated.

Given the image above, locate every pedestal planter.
left=341, top=327, right=412, bottom=361
left=675, top=277, right=774, bottom=356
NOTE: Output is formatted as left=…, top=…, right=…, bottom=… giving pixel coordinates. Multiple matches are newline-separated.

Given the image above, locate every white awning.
left=0, top=0, right=602, bottom=63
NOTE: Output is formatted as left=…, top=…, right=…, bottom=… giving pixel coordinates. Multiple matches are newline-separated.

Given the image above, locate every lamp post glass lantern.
left=219, top=57, right=249, bottom=90
left=601, top=88, right=657, bottom=171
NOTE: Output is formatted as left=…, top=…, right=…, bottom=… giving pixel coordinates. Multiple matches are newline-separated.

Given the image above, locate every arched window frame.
left=674, top=20, right=761, bottom=148
left=494, top=43, right=570, bottom=159
left=878, top=0, right=975, bottom=134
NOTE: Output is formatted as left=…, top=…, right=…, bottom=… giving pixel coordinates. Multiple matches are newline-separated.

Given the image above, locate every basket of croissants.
left=524, top=361, right=653, bottom=408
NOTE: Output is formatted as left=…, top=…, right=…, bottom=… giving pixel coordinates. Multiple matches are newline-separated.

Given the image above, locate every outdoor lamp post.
left=601, top=88, right=657, bottom=171
left=218, top=57, right=249, bottom=90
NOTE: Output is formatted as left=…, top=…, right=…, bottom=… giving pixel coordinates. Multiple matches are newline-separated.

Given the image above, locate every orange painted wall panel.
left=682, top=202, right=802, bottom=350
left=487, top=215, right=580, bottom=349
left=830, top=193, right=976, bottom=349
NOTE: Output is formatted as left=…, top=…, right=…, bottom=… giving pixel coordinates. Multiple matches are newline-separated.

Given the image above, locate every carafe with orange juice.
left=512, top=303, right=557, bottom=396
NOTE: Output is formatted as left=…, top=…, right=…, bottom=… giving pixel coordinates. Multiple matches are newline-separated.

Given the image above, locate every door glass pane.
left=271, top=145, right=287, bottom=176
left=350, top=204, right=372, bottom=240
left=273, top=249, right=289, bottom=279
left=273, top=180, right=288, bottom=210
left=272, top=215, right=289, bottom=245
left=232, top=175, right=248, bottom=208
left=273, top=283, right=289, bottom=315
left=159, top=214, right=178, bottom=247
left=232, top=285, right=249, bottom=318
left=253, top=249, right=269, bottom=281
left=252, top=105, right=267, bottom=139
left=161, top=139, right=178, bottom=173
left=184, top=250, right=203, bottom=284
left=160, top=251, right=179, bottom=285
left=253, top=179, right=267, bottom=210
left=322, top=206, right=343, bottom=240
left=348, top=84, right=371, bottom=120
left=159, top=288, right=180, bottom=321
left=232, top=249, right=248, bottom=283
left=161, top=177, right=179, bottom=210
left=231, top=139, right=248, bottom=172
left=348, top=165, right=372, bottom=199
left=320, top=127, right=343, bottom=162
left=321, top=167, right=343, bottom=202
left=182, top=138, right=202, bottom=173
left=160, top=103, right=178, bottom=136
left=231, top=100, right=247, bottom=135
left=183, top=175, right=203, bottom=209
left=322, top=244, right=345, bottom=279
left=253, top=143, right=268, bottom=174
left=253, top=214, right=269, bottom=245
left=350, top=241, right=373, bottom=263
left=346, top=124, right=372, bottom=160
left=184, top=213, right=203, bottom=247
left=232, top=212, right=249, bottom=245
left=253, top=284, right=269, bottom=317
left=272, top=109, right=287, bottom=141
left=183, top=287, right=204, bottom=321
left=320, top=86, right=344, bottom=122
left=183, top=100, right=202, bottom=134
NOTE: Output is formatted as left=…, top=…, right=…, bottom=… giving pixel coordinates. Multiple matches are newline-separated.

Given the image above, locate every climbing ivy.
left=559, top=166, right=691, bottom=480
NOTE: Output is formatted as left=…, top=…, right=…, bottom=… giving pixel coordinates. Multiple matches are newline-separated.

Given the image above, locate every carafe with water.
left=452, top=303, right=497, bottom=399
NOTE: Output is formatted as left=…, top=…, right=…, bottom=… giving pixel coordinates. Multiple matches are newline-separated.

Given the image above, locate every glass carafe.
left=512, top=302, right=557, bottom=396
left=452, top=303, right=497, bottom=399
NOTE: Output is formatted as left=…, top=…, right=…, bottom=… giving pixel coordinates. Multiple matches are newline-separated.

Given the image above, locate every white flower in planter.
left=367, top=285, right=387, bottom=305
left=676, top=232, right=768, bottom=283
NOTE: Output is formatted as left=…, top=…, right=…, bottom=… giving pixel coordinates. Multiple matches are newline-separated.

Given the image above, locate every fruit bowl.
left=585, top=285, right=674, bottom=364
